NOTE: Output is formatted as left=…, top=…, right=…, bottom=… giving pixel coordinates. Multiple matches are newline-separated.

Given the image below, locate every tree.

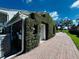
left=61, top=19, right=73, bottom=26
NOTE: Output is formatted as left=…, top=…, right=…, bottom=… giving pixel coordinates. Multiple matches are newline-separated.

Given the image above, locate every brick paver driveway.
left=14, top=32, right=79, bottom=59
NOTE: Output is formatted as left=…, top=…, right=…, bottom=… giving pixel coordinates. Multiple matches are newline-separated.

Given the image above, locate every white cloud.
left=49, top=11, right=59, bottom=20
left=71, top=0, right=79, bottom=8
left=44, top=10, right=47, bottom=12
left=25, top=0, right=32, bottom=4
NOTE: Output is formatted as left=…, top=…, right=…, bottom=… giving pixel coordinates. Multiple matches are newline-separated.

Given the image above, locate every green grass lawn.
left=63, top=30, right=79, bottom=50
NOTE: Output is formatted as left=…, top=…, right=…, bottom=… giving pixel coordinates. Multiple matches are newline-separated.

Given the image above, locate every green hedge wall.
left=24, top=12, right=56, bottom=52
left=24, top=18, right=39, bottom=51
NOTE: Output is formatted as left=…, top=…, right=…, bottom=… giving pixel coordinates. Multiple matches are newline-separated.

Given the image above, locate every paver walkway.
left=14, top=32, right=79, bottom=59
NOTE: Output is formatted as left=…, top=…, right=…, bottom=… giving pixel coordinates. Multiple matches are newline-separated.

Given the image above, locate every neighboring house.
left=0, top=11, right=7, bottom=33
left=0, top=9, right=56, bottom=58
left=0, top=10, right=9, bottom=58
left=0, top=9, right=18, bottom=33
left=0, top=9, right=18, bottom=58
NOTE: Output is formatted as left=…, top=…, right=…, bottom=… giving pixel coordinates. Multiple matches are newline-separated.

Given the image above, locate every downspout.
left=6, top=19, right=25, bottom=59
left=13, top=18, right=25, bottom=55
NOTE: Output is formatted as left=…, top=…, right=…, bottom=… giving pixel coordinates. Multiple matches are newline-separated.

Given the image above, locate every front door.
left=40, top=24, right=46, bottom=41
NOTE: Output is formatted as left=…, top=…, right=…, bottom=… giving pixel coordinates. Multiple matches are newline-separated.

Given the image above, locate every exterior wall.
left=1, top=11, right=56, bottom=57
left=1, top=34, right=11, bottom=57
left=32, top=13, right=55, bottom=38
left=24, top=13, right=55, bottom=52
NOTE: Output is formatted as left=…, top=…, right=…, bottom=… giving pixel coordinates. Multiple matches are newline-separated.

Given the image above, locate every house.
left=0, top=9, right=56, bottom=58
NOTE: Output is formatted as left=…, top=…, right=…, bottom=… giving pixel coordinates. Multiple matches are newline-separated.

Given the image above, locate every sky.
left=0, top=0, right=79, bottom=20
